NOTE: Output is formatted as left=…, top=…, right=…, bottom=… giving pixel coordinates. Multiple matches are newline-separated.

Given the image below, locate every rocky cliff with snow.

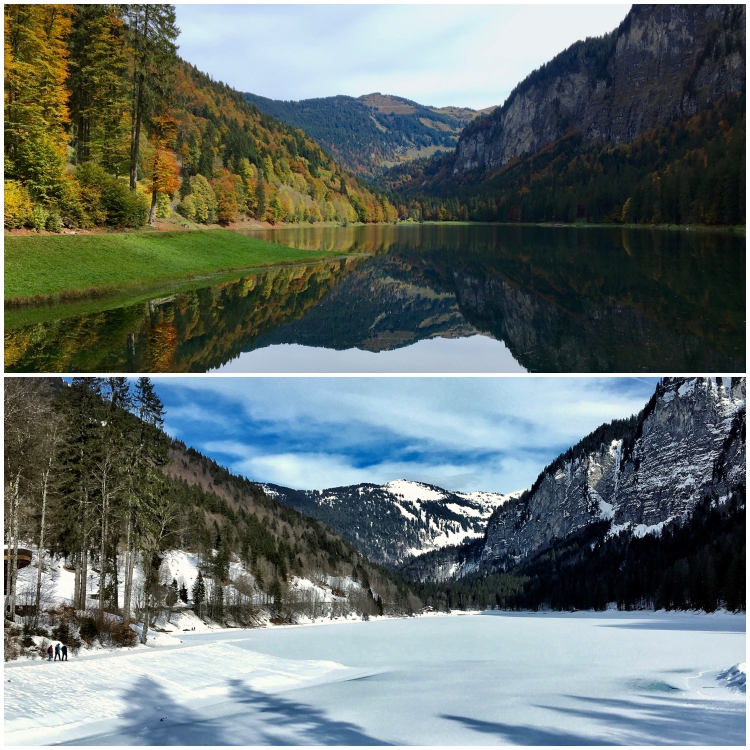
left=264, top=480, right=513, bottom=567
left=480, top=377, right=746, bottom=570
left=454, top=4, right=746, bottom=175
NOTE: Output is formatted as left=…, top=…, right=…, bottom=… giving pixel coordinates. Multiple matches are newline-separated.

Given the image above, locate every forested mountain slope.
left=453, top=4, right=745, bottom=176
left=383, top=4, right=745, bottom=226
left=4, top=377, right=421, bottom=649
left=402, top=377, right=746, bottom=612
left=244, top=91, right=484, bottom=178
left=401, top=377, right=745, bottom=583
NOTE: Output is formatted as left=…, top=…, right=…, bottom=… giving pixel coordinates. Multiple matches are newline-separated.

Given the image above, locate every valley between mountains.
left=266, top=377, right=746, bottom=607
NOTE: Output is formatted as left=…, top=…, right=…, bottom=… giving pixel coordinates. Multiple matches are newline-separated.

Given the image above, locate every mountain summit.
left=244, top=91, right=486, bottom=177
left=264, top=479, right=515, bottom=567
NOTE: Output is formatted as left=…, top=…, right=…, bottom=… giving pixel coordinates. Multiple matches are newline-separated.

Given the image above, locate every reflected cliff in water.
left=5, top=224, right=744, bottom=373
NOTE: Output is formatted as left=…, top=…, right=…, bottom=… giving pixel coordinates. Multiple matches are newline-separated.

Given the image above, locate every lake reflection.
left=5, top=224, right=745, bottom=373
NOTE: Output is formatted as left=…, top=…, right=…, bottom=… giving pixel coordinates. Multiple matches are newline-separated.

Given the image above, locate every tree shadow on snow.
left=440, top=714, right=603, bottom=745
left=62, top=676, right=389, bottom=746
left=596, top=618, right=745, bottom=634
left=60, top=675, right=233, bottom=745
left=542, top=694, right=746, bottom=745
left=224, top=678, right=391, bottom=745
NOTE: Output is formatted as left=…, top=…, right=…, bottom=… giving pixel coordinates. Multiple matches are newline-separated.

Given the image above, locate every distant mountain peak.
left=263, top=478, right=514, bottom=567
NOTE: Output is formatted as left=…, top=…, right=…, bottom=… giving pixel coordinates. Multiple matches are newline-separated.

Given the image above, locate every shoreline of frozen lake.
left=4, top=610, right=745, bottom=746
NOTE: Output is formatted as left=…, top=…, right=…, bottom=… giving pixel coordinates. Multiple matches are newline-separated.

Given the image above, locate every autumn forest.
left=4, top=4, right=398, bottom=234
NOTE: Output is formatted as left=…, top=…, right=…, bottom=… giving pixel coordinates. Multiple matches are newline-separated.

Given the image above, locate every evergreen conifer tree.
left=192, top=570, right=206, bottom=616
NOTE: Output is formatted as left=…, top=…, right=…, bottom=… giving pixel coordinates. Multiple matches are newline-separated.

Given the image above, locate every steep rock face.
left=454, top=5, right=746, bottom=175
left=265, top=479, right=513, bottom=567
left=481, top=377, right=746, bottom=568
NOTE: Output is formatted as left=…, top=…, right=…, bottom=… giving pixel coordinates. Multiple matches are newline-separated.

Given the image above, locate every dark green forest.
left=244, top=92, right=474, bottom=177
left=408, top=490, right=745, bottom=613
left=4, top=377, right=420, bottom=658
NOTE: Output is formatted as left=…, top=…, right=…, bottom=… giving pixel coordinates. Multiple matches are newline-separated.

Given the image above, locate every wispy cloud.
left=156, top=377, right=657, bottom=494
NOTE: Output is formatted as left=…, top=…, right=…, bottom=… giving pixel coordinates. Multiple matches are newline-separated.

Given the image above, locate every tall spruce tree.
left=119, top=4, right=179, bottom=190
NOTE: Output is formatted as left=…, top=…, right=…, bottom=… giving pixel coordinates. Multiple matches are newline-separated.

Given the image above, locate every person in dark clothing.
left=54, top=643, right=61, bottom=661
left=61, top=644, right=68, bottom=661
left=47, top=645, right=53, bottom=661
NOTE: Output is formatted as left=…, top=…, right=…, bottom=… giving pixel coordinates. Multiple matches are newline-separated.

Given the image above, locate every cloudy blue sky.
left=175, top=4, right=630, bottom=109
left=154, top=377, right=657, bottom=494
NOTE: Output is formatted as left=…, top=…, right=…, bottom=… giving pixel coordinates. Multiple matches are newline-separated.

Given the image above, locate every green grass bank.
left=4, top=229, right=337, bottom=305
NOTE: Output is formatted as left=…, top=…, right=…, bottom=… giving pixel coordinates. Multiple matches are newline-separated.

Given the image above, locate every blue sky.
left=154, top=377, right=658, bottom=494
left=175, top=4, right=630, bottom=109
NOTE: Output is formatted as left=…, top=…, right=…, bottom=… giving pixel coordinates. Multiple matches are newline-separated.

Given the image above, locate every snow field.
left=4, top=636, right=362, bottom=746
left=4, top=609, right=745, bottom=745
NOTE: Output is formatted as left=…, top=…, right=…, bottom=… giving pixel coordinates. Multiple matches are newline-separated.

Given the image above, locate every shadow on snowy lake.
left=596, top=617, right=746, bottom=634
left=440, top=714, right=602, bottom=745
left=62, top=675, right=390, bottom=746
left=544, top=694, right=746, bottom=746
left=479, top=609, right=746, bottom=634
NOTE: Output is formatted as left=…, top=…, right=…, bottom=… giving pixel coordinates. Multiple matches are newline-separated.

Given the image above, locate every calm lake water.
left=5, top=224, right=745, bottom=373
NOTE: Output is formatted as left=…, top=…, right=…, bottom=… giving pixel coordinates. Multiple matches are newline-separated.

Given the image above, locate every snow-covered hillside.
left=265, top=479, right=516, bottom=566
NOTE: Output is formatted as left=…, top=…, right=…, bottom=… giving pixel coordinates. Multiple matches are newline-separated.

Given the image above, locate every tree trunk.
left=129, top=80, right=142, bottom=190
left=140, top=565, right=150, bottom=645
left=74, top=555, right=81, bottom=610
left=128, top=6, right=149, bottom=191
left=7, top=474, right=21, bottom=620
left=79, top=548, right=88, bottom=610
left=35, top=465, right=50, bottom=618
left=112, top=549, right=119, bottom=615
left=122, top=515, right=134, bottom=622
left=99, top=483, right=107, bottom=622
left=149, top=188, right=158, bottom=225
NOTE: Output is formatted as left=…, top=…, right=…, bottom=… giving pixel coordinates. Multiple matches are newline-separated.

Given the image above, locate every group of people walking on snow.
left=47, top=643, right=67, bottom=661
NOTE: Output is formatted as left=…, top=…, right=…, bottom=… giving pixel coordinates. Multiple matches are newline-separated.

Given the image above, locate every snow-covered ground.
left=4, top=610, right=745, bottom=745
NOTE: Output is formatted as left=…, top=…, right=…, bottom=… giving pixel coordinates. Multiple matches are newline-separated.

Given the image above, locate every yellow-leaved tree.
left=4, top=4, right=73, bottom=203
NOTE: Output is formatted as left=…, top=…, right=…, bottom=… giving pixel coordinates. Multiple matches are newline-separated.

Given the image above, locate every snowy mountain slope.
left=264, top=479, right=515, bottom=567
left=480, top=377, right=746, bottom=569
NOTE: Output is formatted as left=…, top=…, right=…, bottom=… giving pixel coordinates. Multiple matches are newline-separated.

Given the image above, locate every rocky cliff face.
left=481, top=377, right=746, bottom=569
left=454, top=5, right=746, bottom=175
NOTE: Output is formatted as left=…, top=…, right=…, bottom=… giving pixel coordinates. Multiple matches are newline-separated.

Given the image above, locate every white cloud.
left=228, top=450, right=538, bottom=495
left=175, top=4, right=631, bottom=109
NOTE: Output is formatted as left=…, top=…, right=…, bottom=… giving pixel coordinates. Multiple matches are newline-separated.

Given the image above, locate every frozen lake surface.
left=4, top=610, right=745, bottom=745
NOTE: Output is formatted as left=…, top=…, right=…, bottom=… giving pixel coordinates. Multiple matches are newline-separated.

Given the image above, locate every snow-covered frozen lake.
left=5, top=610, right=745, bottom=745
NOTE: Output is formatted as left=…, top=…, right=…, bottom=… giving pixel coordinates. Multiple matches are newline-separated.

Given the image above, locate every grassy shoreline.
left=4, top=229, right=340, bottom=307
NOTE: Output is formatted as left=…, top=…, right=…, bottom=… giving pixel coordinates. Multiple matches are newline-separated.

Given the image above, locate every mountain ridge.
left=263, top=478, right=516, bottom=568
left=400, top=377, right=745, bottom=583
left=453, top=4, right=746, bottom=176
left=243, top=90, right=485, bottom=177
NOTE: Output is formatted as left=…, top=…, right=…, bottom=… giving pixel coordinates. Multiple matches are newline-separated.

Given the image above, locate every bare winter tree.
left=4, top=379, right=54, bottom=620
left=137, top=477, right=180, bottom=644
